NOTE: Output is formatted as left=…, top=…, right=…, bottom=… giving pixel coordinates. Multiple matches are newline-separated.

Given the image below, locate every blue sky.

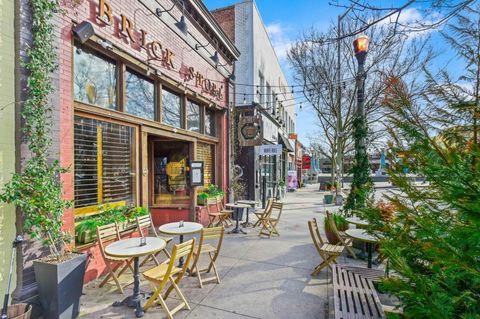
left=203, top=1, right=458, bottom=145
left=203, top=0, right=344, bottom=144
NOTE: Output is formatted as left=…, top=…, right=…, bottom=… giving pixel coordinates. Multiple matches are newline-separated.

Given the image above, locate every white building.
left=212, top=1, right=297, bottom=202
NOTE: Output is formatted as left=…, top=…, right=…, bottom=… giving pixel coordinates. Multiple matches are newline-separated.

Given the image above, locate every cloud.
left=265, top=23, right=293, bottom=62
left=380, top=7, right=442, bottom=38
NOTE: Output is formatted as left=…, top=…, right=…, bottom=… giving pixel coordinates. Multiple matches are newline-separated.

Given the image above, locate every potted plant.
left=323, top=193, right=334, bottom=204
left=278, top=180, right=286, bottom=199
left=0, top=2, right=86, bottom=317
left=197, top=192, right=209, bottom=206
left=324, top=213, right=349, bottom=244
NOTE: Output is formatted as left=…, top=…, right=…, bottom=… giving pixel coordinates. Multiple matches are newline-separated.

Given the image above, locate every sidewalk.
left=79, top=185, right=347, bottom=318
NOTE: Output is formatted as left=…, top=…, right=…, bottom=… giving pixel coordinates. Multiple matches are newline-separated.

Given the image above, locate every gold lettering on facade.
left=163, top=48, right=175, bottom=69
left=121, top=14, right=136, bottom=43
left=98, top=0, right=113, bottom=25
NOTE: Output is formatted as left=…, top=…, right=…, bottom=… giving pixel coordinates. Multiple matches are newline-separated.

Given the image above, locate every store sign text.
left=184, top=67, right=224, bottom=100
left=97, top=0, right=175, bottom=68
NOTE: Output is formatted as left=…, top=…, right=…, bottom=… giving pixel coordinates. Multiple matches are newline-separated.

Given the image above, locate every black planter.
left=33, top=253, right=87, bottom=319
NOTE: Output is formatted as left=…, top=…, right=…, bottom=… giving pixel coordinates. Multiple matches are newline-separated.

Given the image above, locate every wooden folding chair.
left=253, top=198, right=273, bottom=228
left=97, top=223, right=134, bottom=294
left=189, top=226, right=224, bottom=288
left=206, top=198, right=224, bottom=227
left=258, top=201, right=283, bottom=238
left=142, top=239, right=195, bottom=318
left=326, top=211, right=357, bottom=259
left=216, top=200, right=233, bottom=227
left=308, top=218, right=344, bottom=275
left=136, top=214, right=173, bottom=266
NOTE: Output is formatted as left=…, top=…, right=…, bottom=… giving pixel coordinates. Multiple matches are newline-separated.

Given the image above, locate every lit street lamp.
left=345, top=34, right=371, bottom=210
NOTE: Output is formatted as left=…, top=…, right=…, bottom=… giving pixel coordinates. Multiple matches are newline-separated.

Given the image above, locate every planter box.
left=324, top=194, right=334, bottom=204
left=197, top=197, right=208, bottom=206
left=34, top=253, right=87, bottom=319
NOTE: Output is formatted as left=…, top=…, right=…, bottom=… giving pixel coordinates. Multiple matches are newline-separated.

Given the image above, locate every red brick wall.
left=211, top=6, right=235, bottom=42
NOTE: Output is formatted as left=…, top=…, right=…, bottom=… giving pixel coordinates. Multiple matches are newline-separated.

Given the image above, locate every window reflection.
left=74, top=45, right=117, bottom=110
left=205, top=109, right=216, bottom=136
left=162, top=89, right=182, bottom=128
left=125, top=70, right=155, bottom=120
left=187, top=100, right=200, bottom=132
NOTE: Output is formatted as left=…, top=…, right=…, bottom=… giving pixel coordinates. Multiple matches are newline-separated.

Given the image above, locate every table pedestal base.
left=112, top=256, right=144, bottom=317
left=228, top=227, right=247, bottom=234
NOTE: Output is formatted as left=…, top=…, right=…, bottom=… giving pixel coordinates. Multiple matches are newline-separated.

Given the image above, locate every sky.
left=203, top=0, right=345, bottom=145
left=203, top=0, right=459, bottom=147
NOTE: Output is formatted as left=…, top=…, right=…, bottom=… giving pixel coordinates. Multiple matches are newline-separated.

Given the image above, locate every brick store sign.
left=183, top=66, right=224, bottom=100
left=98, top=0, right=175, bottom=68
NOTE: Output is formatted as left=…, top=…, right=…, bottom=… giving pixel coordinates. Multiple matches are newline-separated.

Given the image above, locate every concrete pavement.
left=79, top=184, right=377, bottom=318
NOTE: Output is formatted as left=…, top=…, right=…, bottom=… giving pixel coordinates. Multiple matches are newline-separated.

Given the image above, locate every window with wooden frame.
left=205, top=108, right=216, bottom=137
left=74, top=116, right=136, bottom=215
left=125, top=68, right=155, bottom=120
left=186, top=100, right=201, bottom=133
left=161, top=88, right=183, bottom=128
left=74, top=45, right=118, bottom=110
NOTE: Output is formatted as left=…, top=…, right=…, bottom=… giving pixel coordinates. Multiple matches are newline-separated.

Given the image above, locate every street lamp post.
left=345, top=34, right=371, bottom=210
left=354, top=35, right=369, bottom=151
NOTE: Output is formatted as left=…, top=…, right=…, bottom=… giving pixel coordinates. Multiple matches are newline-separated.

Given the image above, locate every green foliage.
left=0, top=0, right=69, bottom=258
left=197, top=193, right=209, bottom=200
left=75, top=206, right=149, bottom=241
left=206, top=184, right=224, bottom=198
left=345, top=114, right=373, bottom=211
left=324, top=213, right=348, bottom=232
left=357, top=8, right=480, bottom=317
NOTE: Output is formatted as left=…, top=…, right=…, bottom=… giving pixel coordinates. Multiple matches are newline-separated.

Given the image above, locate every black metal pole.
left=1, top=236, right=23, bottom=319
left=262, top=175, right=267, bottom=208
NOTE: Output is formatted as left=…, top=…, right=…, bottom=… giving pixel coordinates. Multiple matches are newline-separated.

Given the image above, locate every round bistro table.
left=225, top=203, right=251, bottom=234
left=345, top=228, right=379, bottom=268
left=106, top=237, right=166, bottom=318
left=345, top=216, right=369, bottom=227
left=236, top=200, right=259, bottom=227
left=158, top=222, right=203, bottom=267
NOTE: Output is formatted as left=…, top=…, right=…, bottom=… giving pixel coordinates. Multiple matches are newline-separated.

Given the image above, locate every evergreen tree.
left=358, top=6, right=480, bottom=318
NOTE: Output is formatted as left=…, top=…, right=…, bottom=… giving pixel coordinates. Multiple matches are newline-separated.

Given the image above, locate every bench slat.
left=333, top=265, right=386, bottom=319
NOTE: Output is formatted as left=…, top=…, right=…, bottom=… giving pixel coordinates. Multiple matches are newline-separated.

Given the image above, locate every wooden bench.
left=332, top=264, right=386, bottom=319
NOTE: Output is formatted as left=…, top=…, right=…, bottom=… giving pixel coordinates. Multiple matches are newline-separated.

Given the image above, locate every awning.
left=278, top=133, right=294, bottom=152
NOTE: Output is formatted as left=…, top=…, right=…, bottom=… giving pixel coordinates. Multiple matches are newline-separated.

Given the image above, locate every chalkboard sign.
left=190, top=161, right=204, bottom=186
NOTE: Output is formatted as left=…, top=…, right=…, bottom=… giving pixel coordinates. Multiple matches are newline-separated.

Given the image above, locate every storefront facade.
left=57, top=0, right=239, bottom=230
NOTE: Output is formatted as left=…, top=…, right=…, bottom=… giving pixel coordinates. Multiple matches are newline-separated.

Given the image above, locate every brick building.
left=13, top=0, right=239, bottom=305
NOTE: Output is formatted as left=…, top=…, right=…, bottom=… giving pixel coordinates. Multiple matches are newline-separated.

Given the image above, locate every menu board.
left=190, top=161, right=204, bottom=186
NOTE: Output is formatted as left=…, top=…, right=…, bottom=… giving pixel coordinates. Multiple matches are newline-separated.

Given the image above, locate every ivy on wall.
left=0, top=0, right=71, bottom=259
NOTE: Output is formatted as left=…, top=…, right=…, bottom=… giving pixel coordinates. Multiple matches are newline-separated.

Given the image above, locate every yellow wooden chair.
left=96, top=223, right=134, bottom=294
left=258, top=201, right=283, bottom=238
left=206, top=198, right=224, bottom=227
left=253, top=198, right=273, bottom=228
left=216, top=200, right=233, bottom=227
left=189, top=226, right=224, bottom=288
left=136, top=214, right=173, bottom=266
left=308, top=218, right=344, bottom=275
left=326, top=211, right=357, bottom=259
left=142, top=239, right=195, bottom=318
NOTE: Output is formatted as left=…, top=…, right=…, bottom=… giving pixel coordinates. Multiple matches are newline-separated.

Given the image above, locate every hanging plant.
left=0, top=0, right=71, bottom=260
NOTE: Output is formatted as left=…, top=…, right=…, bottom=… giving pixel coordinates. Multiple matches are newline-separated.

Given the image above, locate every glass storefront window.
left=74, top=116, right=136, bottom=211
left=205, top=109, right=216, bottom=137
left=74, top=45, right=117, bottom=110
left=187, top=100, right=201, bottom=133
left=153, top=142, right=190, bottom=205
left=162, top=89, right=182, bottom=128
left=125, top=69, right=155, bottom=120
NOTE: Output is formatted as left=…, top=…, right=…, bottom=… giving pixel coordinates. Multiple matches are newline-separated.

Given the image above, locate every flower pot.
left=325, top=229, right=340, bottom=244
left=75, top=229, right=96, bottom=245
left=33, top=253, right=87, bottom=319
left=323, top=194, right=334, bottom=204
left=7, top=303, right=32, bottom=319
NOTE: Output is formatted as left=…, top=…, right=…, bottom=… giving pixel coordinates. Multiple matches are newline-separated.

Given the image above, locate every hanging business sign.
left=288, top=133, right=297, bottom=140
left=262, top=115, right=278, bottom=143
left=302, top=154, right=311, bottom=169
left=258, top=144, right=282, bottom=156
left=238, top=113, right=263, bottom=147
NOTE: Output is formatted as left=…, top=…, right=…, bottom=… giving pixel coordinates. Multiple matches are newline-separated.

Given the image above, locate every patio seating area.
left=79, top=184, right=392, bottom=319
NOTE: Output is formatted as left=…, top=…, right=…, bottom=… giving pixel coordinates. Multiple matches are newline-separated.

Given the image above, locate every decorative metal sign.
left=238, top=113, right=263, bottom=147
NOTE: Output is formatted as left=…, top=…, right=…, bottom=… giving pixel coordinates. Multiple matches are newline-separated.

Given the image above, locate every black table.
left=225, top=203, right=250, bottom=234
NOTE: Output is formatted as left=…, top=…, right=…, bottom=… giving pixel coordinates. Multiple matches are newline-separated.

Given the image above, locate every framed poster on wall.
left=190, top=161, right=204, bottom=187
